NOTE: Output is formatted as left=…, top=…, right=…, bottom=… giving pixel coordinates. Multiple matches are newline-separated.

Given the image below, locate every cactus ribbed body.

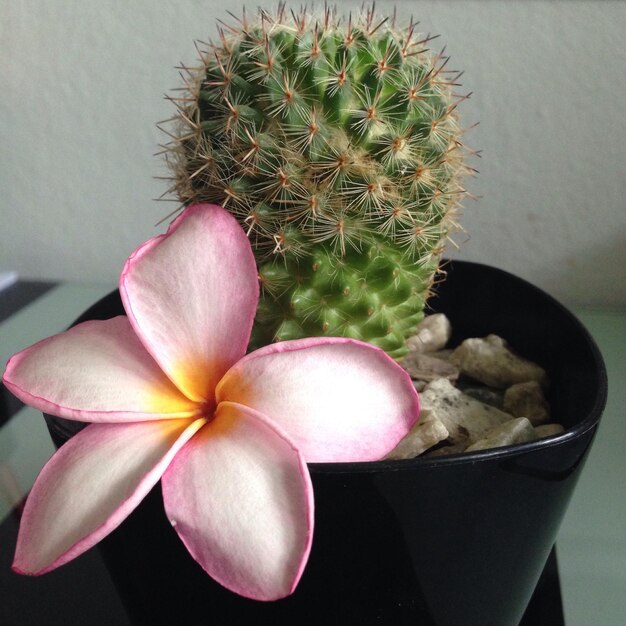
left=164, top=5, right=472, bottom=359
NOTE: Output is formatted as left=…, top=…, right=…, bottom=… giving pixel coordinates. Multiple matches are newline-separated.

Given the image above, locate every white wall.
left=2, top=1, right=625, bottom=308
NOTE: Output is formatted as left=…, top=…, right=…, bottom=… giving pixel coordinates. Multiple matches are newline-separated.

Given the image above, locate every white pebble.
left=420, top=378, right=514, bottom=445
left=504, top=381, right=551, bottom=425
left=401, top=352, right=460, bottom=382
left=406, top=314, right=452, bottom=353
left=534, top=423, right=565, bottom=438
left=466, top=417, right=537, bottom=452
left=450, top=335, right=548, bottom=389
left=386, top=414, right=450, bottom=460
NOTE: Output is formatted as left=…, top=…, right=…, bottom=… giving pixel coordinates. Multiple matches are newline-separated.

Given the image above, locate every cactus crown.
left=161, top=4, right=476, bottom=358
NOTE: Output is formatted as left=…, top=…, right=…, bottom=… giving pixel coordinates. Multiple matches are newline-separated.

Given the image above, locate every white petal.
left=162, top=401, right=314, bottom=601
left=217, top=337, right=419, bottom=462
left=120, top=204, right=259, bottom=403
left=13, top=418, right=205, bottom=574
left=3, top=317, right=200, bottom=422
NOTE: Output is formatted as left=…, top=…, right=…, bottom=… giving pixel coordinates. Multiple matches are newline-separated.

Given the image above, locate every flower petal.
left=120, top=204, right=259, bottom=403
left=13, top=417, right=206, bottom=575
left=216, top=337, right=419, bottom=462
left=3, top=316, right=200, bottom=422
left=162, top=401, right=314, bottom=601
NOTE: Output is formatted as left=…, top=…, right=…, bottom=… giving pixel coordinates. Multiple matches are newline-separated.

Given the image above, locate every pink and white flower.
left=2, top=204, right=419, bottom=601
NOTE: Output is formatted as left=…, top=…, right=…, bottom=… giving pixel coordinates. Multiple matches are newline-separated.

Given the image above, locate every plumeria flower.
left=3, top=204, right=419, bottom=601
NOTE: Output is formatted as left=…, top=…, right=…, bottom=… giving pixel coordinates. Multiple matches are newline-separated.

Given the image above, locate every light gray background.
left=2, top=1, right=625, bottom=308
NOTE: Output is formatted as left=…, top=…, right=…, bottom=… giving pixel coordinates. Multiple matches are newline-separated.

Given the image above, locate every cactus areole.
left=164, top=4, right=474, bottom=359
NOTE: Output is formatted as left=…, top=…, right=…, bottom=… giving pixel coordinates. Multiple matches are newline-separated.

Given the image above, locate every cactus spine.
left=162, top=4, right=475, bottom=359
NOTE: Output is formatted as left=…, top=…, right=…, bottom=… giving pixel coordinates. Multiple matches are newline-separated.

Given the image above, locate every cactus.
left=161, top=4, right=475, bottom=359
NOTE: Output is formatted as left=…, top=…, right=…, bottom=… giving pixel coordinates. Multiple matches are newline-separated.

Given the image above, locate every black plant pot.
left=45, top=261, right=607, bottom=626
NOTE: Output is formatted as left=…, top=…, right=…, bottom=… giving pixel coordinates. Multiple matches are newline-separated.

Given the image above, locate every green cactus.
left=162, top=4, right=474, bottom=359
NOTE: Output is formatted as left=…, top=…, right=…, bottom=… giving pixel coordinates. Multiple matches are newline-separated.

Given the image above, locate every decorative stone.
left=397, top=317, right=555, bottom=457
left=419, top=378, right=514, bottom=445
left=386, top=415, right=450, bottom=460
left=503, top=381, right=551, bottom=425
left=432, top=349, right=454, bottom=360
left=425, top=442, right=468, bottom=457
left=458, top=385, right=505, bottom=409
left=413, top=380, right=428, bottom=393
left=402, top=352, right=460, bottom=382
left=466, top=417, right=537, bottom=452
left=535, top=423, right=565, bottom=438
left=449, top=335, right=549, bottom=389
left=406, top=314, right=452, bottom=353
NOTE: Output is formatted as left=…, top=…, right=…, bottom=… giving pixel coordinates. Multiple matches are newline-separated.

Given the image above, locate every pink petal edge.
left=13, top=417, right=206, bottom=575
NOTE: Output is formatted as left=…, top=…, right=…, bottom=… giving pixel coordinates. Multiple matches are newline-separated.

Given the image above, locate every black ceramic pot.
left=45, top=261, right=607, bottom=626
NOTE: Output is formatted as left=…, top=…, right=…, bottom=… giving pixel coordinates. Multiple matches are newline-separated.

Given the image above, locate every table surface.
left=0, top=280, right=624, bottom=625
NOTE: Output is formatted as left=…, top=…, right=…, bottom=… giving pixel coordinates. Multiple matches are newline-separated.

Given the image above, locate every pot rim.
left=309, top=420, right=602, bottom=474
